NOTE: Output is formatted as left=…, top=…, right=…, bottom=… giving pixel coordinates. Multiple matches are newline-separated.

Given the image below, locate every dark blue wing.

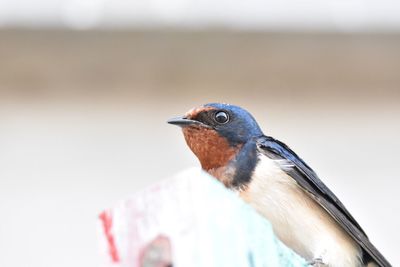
left=257, top=135, right=391, bottom=267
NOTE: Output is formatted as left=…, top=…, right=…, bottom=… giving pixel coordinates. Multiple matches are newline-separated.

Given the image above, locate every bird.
left=168, top=103, right=391, bottom=267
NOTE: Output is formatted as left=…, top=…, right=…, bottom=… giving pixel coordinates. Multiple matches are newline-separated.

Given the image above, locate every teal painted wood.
left=99, top=168, right=309, bottom=267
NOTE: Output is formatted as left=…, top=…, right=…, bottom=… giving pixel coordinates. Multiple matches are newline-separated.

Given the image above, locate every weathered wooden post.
left=98, top=168, right=308, bottom=267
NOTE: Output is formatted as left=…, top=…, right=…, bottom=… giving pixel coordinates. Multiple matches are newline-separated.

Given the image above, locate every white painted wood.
left=98, top=168, right=308, bottom=267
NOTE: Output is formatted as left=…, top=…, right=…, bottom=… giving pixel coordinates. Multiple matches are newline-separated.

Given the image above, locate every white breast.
left=239, top=155, right=363, bottom=267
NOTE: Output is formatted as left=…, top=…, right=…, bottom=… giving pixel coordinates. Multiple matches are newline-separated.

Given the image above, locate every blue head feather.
left=204, top=103, right=264, bottom=145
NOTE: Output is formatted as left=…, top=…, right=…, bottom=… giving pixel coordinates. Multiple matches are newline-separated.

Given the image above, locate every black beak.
left=167, top=116, right=208, bottom=127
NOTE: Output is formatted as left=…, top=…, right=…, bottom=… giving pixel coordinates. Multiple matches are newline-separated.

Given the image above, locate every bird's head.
left=168, top=103, right=263, bottom=173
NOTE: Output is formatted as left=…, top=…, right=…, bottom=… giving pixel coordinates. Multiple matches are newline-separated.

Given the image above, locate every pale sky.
left=0, top=0, right=400, bottom=30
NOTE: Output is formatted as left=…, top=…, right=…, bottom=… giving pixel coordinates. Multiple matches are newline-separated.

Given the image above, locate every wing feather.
left=257, top=135, right=391, bottom=267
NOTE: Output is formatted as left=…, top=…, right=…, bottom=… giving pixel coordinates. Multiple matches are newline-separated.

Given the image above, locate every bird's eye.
left=214, top=111, right=229, bottom=124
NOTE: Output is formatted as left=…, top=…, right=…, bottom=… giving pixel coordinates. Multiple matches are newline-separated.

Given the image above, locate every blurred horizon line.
left=2, top=25, right=400, bottom=34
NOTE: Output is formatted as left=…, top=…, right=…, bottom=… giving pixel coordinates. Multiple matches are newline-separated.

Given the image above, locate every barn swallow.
left=168, top=103, right=391, bottom=267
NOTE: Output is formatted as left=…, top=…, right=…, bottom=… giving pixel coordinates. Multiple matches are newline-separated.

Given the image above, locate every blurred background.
left=0, top=1, right=399, bottom=266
